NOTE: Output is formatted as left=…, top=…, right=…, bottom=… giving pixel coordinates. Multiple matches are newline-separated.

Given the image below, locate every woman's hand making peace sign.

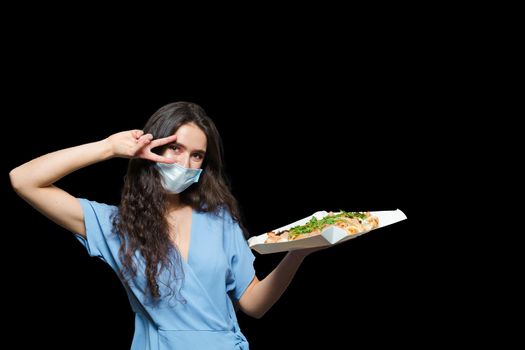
left=106, top=130, right=177, bottom=164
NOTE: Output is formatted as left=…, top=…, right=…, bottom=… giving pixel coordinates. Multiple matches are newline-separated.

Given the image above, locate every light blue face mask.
left=156, top=162, right=203, bottom=194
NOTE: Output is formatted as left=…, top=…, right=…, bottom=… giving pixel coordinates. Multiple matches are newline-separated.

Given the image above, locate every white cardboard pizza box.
left=248, top=209, right=407, bottom=254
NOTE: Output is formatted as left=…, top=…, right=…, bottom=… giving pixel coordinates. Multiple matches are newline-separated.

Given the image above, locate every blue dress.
left=75, top=198, right=256, bottom=350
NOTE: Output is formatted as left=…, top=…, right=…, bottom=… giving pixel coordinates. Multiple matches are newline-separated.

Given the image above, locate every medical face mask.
left=156, top=162, right=203, bottom=194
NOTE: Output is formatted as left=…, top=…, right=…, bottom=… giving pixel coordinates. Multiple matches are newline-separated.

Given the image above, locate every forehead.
left=174, top=123, right=207, bottom=150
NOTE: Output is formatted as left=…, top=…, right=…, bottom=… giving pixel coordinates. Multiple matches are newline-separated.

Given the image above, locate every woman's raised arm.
left=9, top=130, right=177, bottom=237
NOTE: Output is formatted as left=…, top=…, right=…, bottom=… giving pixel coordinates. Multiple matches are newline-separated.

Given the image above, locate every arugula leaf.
left=287, top=211, right=368, bottom=238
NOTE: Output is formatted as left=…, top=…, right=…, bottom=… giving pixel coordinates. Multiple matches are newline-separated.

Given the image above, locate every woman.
left=9, top=101, right=317, bottom=349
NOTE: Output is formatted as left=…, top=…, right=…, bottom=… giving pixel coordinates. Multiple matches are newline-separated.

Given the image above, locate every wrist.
left=287, top=250, right=307, bottom=263
left=98, top=138, right=116, bottom=160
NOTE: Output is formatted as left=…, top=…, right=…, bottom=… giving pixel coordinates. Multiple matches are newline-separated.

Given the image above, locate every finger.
left=137, top=138, right=151, bottom=148
left=133, top=130, right=145, bottom=139
left=138, top=133, right=153, bottom=143
left=136, top=135, right=153, bottom=151
left=142, top=152, right=177, bottom=164
left=150, top=134, right=178, bottom=148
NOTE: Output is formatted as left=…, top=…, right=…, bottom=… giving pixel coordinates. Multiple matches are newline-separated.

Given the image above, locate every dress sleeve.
left=74, top=198, right=121, bottom=266
left=226, top=217, right=256, bottom=300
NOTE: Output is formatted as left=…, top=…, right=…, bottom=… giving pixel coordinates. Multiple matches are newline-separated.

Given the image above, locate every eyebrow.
left=170, top=142, right=206, bottom=155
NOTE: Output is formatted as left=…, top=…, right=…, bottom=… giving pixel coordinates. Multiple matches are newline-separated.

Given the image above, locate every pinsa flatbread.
left=264, top=211, right=379, bottom=244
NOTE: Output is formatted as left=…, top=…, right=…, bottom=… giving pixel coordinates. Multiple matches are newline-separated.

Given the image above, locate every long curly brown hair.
left=112, top=101, right=246, bottom=302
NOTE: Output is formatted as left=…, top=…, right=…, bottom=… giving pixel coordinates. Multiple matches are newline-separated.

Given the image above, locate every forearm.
left=10, top=139, right=114, bottom=190
left=242, top=251, right=306, bottom=318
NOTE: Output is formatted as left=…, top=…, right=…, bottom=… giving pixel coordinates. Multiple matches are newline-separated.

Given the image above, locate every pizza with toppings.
left=264, top=211, right=379, bottom=244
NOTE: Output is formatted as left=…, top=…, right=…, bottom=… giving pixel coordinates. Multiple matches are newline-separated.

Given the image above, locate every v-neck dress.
left=74, top=198, right=256, bottom=350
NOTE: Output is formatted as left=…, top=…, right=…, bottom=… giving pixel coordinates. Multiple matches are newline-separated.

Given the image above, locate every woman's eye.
left=192, top=154, right=203, bottom=160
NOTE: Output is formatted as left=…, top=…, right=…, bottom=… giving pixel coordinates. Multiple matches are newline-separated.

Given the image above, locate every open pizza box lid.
left=248, top=209, right=407, bottom=254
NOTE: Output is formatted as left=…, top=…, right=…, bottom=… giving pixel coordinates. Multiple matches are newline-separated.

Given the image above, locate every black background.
left=2, top=27, right=445, bottom=349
